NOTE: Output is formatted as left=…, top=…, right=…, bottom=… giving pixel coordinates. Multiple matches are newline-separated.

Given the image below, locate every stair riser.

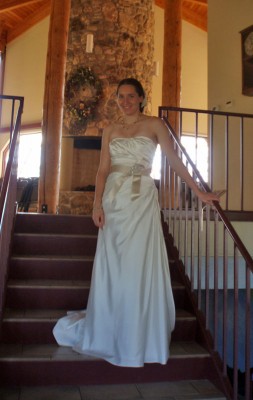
left=15, top=213, right=98, bottom=235
left=9, top=259, right=93, bottom=280
left=2, top=319, right=197, bottom=344
left=5, top=288, right=89, bottom=309
left=9, top=259, right=178, bottom=282
left=0, top=357, right=217, bottom=386
left=6, top=287, right=188, bottom=310
left=12, top=235, right=97, bottom=256
left=172, top=288, right=193, bottom=312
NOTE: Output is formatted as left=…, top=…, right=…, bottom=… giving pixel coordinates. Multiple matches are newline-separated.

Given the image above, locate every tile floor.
left=0, top=380, right=227, bottom=400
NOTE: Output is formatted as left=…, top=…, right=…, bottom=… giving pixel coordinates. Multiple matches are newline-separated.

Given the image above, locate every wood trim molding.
left=155, top=0, right=207, bottom=31
left=0, top=0, right=42, bottom=12
left=7, top=2, right=51, bottom=43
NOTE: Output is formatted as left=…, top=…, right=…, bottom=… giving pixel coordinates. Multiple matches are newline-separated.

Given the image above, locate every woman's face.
left=117, top=84, right=143, bottom=116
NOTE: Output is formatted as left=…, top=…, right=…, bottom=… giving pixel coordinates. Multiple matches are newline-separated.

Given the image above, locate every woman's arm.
left=92, top=127, right=111, bottom=228
left=153, top=118, right=219, bottom=205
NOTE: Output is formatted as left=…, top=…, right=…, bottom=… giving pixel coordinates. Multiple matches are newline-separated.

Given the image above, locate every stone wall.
left=64, top=0, right=155, bottom=136
left=59, top=0, right=155, bottom=214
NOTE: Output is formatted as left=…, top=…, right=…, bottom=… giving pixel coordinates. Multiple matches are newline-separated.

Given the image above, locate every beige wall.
left=152, top=14, right=208, bottom=131
left=181, top=21, right=208, bottom=135
left=208, top=0, right=253, bottom=210
left=181, top=21, right=207, bottom=110
left=0, top=18, right=49, bottom=174
left=208, top=0, right=253, bottom=113
left=3, top=17, right=49, bottom=126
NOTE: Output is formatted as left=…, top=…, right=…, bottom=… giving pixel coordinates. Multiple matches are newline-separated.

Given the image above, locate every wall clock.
left=244, top=31, right=253, bottom=57
left=240, top=25, right=253, bottom=96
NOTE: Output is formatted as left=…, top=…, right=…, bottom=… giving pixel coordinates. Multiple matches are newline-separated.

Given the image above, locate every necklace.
left=119, top=114, right=143, bottom=130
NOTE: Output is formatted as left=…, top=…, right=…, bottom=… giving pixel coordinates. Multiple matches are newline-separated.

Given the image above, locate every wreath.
left=64, top=67, right=102, bottom=133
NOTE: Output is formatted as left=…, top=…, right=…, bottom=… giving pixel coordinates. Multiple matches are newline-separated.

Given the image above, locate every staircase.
left=0, top=213, right=229, bottom=397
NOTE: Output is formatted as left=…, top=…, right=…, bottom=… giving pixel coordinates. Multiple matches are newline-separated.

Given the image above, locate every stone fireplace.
left=59, top=0, right=155, bottom=214
left=59, top=136, right=101, bottom=215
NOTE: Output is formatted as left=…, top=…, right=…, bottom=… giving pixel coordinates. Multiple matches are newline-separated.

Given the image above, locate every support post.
left=38, top=0, right=71, bottom=213
left=162, top=0, right=182, bottom=124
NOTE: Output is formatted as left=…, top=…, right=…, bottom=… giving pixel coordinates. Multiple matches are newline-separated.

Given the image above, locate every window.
left=181, top=135, right=208, bottom=182
left=151, top=145, right=161, bottom=180
left=17, top=133, right=42, bottom=178
left=150, top=136, right=208, bottom=182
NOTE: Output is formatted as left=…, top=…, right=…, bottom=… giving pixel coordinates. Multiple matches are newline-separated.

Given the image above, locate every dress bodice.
left=109, top=136, right=157, bottom=169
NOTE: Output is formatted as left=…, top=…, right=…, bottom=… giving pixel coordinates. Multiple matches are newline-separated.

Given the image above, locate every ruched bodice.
left=53, top=135, right=175, bottom=367
left=109, top=136, right=157, bottom=169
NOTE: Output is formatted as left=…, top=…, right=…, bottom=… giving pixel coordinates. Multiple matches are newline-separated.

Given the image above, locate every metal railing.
left=161, top=106, right=253, bottom=212
left=159, top=110, right=253, bottom=400
left=0, top=94, right=24, bottom=322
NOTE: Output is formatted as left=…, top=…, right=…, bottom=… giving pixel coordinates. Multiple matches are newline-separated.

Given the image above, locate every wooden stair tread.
left=11, top=255, right=94, bottom=260
left=3, top=308, right=196, bottom=322
left=0, top=341, right=210, bottom=361
left=14, top=232, right=97, bottom=238
left=7, top=279, right=184, bottom=288
left=0, top=213, right=229, bottom=396
left=7, top=280, right=91, bottom=288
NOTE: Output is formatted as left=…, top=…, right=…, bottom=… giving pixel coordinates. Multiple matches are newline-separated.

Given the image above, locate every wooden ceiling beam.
left=183, top=0, right=207, bottom=5
left=182, top=6, right=207, bottom=31
left=0, top=0, right=41, bottom=13
left=155, top=0, right=207, bottom=31
left=155, top=0, right=166, bottom=8
left=155, top=0, right=207, bottom=8
left=7, top=2, right=51, bottom=43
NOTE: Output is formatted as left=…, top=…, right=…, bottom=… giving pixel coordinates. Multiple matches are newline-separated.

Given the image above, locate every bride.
left=53, top=78, right=219, bottom=367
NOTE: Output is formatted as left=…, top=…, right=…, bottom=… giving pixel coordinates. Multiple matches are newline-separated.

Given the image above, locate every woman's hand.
left=92, top=207, right=105, bottom=228
left=197, top=190, right=220, bottom=206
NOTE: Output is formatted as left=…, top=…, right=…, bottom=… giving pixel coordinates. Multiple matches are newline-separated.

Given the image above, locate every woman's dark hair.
left=116, top=78, right=146, bottom=113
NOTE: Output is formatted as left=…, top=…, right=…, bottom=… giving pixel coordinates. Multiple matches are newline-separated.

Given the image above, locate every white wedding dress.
left=53, top=136, right=175, bottom=367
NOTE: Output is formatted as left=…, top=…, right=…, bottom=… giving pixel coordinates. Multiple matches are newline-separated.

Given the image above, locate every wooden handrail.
left=160, top=106, right=253, bottom=212
left=0, top=95, right=24, bottom=223
left=160, top=111, right=253, bottom=399
left=0, top=94, right=23, bottom=323
left=162, top=116, right=253, bottom=273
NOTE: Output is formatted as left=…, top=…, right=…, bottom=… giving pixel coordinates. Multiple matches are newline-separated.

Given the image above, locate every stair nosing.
left=3, top=308, right=196, bottom=322
left=11, top=255, right=94, bottom=261
left=0, top=342, right=210, bottom=362
left=14, top=233, right=97, bottom=238
left=7, top=280, right=91, bottom=289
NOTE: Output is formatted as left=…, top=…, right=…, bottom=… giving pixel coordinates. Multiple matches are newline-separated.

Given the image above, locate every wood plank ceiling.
left=0, top=0, right=207, bottom=52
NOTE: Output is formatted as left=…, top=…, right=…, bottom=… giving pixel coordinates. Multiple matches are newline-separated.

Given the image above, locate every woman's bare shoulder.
left=102, top=122, right=117, bottom=140
left=142, top=115, right=164, bottom=126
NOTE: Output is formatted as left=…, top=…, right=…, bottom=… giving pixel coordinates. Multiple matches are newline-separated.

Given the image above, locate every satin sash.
left=109, top=163, right=151, bottom=201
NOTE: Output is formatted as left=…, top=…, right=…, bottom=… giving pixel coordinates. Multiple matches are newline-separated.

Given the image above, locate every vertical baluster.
left=205, top=204, right=210, bottom=330
left=223, top=227, right=228, bottom=375
left=10, top=99, right=15, bottom=141
left=190, top=190, right=195, bottom=292
left=184, top=177, right=189, bottom=277
left=168, top=159, right=172, bottom=231
left=244, top=263, right=251, bottom=399
left=159, top=152, right=165, bottom=210
left=225, top=116, right=229, bottom=211
left=173, top=170, right=177, bottom=244
left=233, top=246, right=239, bottom=399
left=197, top=198, right=202, bottom=308
left=213, top=211, right=219, bottom=351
